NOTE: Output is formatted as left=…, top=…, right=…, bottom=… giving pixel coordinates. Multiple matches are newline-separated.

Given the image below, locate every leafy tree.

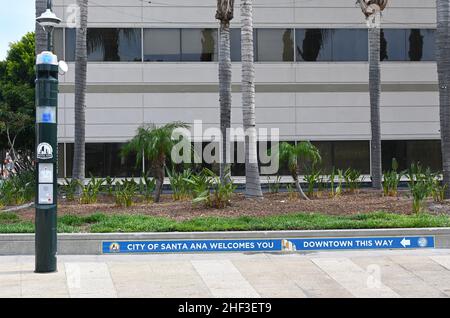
left=278, top=141, right=321, bottom=200
left=0, top=32, right=36, bottom=157
left=122, top=122, right=189, bottom=203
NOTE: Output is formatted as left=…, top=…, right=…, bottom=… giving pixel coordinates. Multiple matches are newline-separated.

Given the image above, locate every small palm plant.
left=122, top=122, right=189, bottom=203
left=167, top=167, right=194, bottom=201
left=277, top=141, right=321, bottom=200
left=382, top=158, right=404, bottom=196
left=104, top=176, right=115, bottom=197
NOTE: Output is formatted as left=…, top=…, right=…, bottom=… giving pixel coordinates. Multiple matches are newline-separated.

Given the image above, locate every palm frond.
left=121, top=122, right=190, bottom=169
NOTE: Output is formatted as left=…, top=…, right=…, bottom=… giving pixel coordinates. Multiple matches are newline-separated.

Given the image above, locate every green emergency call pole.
left=35, top=0, right=63, bottom=273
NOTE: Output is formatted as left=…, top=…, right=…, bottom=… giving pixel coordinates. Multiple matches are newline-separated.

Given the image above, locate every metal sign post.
left=35, top=0, right=62, bottom=273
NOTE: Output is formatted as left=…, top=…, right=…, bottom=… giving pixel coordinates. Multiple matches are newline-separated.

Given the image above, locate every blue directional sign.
left=289, top=236, right=434, bottom=251
left=102, top=236, right=435, bottom=254
left=103, top=239, right=282, bottom=254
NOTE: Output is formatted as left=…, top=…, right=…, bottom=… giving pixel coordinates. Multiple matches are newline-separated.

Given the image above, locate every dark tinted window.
left=53, top=28, right=64, bottom=59
left=307, top=142, right=334, bottom=174
left=57, top=143, right=64, bottom=178
left=230, top=28, right=241, bottom=62
left=87, top=28, right=141, bottom=62
left=407, top=29, right=435, bottom=61
left=382, top=140, right=442, bottom=172
left=66, top=143, right=73, bottom=177
left=65, top=28, right=142, bottom=62
left=65, top=143, right=140, bottom=178
left=332, top=29, right=368, bottom=61
left=181, top=29, right=218, bottom=61
left=298, top=141, right=370, bottom=174
left=296, top=29, right=332, bottom=61
left=256, top=29, right=294, bottom=62
left=381, top=29, right=406, bottom=61
left=333, top=141, right=370, bottom=174
left=230, top=142, right=246, bottom=176
left=65, top=28, right=76, bottom=61
left=144, top=28, right=181, bottom=62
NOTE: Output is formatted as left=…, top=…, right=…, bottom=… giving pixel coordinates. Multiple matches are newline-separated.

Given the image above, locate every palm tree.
left=35, top=0, right=47, bottom=55
left=436, top=0, right=450, bottom=198
left=357, top=0, right=388, bottom=190
left=122, top=122, right=189, bottom=203
left=278, top=141, right=321, bottom=200
left=72, top=0, right=88, bottom=192
left=241, top=0, right=262, bottom=198
left=216, top=0, right=234, bottom=182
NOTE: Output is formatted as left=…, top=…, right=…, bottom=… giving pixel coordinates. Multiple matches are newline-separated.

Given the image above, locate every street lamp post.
left=35, top=0, right=62, bottom=273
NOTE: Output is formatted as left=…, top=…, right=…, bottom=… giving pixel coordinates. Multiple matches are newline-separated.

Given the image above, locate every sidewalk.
left=1, top=249, right=450, bottom=298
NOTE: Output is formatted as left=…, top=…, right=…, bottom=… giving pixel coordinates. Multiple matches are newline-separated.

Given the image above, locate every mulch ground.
left=11, top=189, right=448, bottom=222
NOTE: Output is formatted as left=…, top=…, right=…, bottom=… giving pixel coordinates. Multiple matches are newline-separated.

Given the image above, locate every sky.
left=0, top=0, right=35, bottom=60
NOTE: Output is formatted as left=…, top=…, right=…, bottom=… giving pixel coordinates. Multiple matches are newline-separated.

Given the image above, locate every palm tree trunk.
left=293, top=174, right=310, bottom=201
left=219, top=21, right=232, bottom=182
left=35, top=0, right=47, bottom=55
left=241, top=0, right=262, bottom=198
left=153, top=157, right=165, bottom=203
left=72, top=0, right=88, bottom=191
left=437, top=0, right=450, bottom=198
left=368, top=25, right=382, bottom=190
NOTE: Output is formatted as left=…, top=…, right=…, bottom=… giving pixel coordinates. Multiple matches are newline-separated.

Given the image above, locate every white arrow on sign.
left=401, top=238, right=411, bottom=248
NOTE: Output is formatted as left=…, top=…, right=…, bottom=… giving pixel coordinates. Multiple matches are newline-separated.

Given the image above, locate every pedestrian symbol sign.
left=37, top=142, right=53, bottom=160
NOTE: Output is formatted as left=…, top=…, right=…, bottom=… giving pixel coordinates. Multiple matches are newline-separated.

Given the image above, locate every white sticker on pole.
left=38, top=184, right=54, bottom=205
left=37, top=143, right=53, bottom=160
left=39, top=163, right=53, bottom=183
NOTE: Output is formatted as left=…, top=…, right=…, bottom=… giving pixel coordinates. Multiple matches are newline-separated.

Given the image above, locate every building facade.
left=52, top=0, right=441, bottom=178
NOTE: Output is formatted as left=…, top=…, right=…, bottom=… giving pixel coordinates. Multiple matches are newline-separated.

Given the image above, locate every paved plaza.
left=1, top=249, right=450, bottom=298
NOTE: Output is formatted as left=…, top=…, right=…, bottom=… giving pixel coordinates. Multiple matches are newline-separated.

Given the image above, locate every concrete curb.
left=1, top=228, right=450, bottom=255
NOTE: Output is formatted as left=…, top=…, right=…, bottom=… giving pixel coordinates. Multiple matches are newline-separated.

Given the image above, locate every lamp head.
left=36, top=9, right=61, bottom=32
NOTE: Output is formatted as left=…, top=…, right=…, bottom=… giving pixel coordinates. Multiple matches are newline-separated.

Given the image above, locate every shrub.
left=267, top=175, right=282, bottom=193
left=286, top=183, right=298, bottom=201
left=409, top=180, right=433, bottom=214
left=104, top=176, right=116, bottom=196
left=344, top=168, right=363, bottom=193
left=0, top=169, right=35, bottom=206
left=140, top=173, right=156, bottom=202
left=329, top=168, right=335, bottom=197
left=62, top=178, right=79, bottom=202
left=186, top=168, right=236, bottom=209
left=406, top=163, right=436, bottom=213
left=114, top=180, right=137, bottom=207
left=383, top=158, right=404, bottom=197
left=431, top=180, right=447, bottom=203
left=335, top=169, right=344, bottom=197
left=167, top=168, right=193, bottom=200
left=0, top=180, right=15, bottom=206
left=429, top=171, right=447, bottom=203
left=304, top=165, right=321, bottom=198
left=406, top=162, right=423, bottom=188
left=80, top=175, right=104, bottom=204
